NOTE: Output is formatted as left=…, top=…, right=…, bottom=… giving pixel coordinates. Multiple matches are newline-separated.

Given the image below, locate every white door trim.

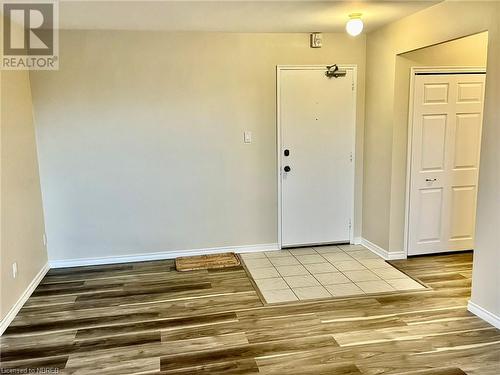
left=403, top=66, right=487, bottom=257
left=276, top=64, right=358, bottom=249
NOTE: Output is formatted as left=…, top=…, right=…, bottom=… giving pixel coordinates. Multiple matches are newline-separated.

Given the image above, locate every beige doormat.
left=175, top=252, right=241, bottom=272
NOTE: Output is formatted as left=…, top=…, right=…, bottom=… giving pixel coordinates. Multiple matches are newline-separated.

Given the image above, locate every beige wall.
left=473, top=15, right=499, bottom=320
left=389, top=32, right=488, bottom=252
left=400, top=31, right=488, bottom=66
left=0, top=69, right=48, bottom=321
left=364, top=1, right=499, bottom=317
left=30, top=31, right=366, bottom=261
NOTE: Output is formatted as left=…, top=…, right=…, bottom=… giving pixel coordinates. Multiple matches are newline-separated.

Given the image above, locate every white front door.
left=279, top=66, right=356, bottom=247
left=408, top=72, right=486, bottom=256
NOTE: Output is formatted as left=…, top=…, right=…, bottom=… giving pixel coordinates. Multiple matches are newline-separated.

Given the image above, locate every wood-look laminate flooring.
left=1, top=251, right=499, bottom=374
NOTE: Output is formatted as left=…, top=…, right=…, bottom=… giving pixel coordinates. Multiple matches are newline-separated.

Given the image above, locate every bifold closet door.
left=408, top=73, right=486, bottom=255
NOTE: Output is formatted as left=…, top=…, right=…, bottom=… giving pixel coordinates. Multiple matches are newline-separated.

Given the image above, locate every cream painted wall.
left=400, top=31, right=488, bottom=66
left=472, top=12, right=500, bottom=321
left=364, top=1, right=499, bottom=317
left=389, top=32, right=488, bottom=252
left=0, top=69, right=48, bottom=321
left=30, top=31, right=366, bottom=261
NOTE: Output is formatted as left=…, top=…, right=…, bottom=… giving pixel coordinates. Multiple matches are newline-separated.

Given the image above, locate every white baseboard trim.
left=467, top=300, right=500, bottom=329
left=49, top=243, right=280, bottom=269
left=361, top=238, right=407, bottom=260
left=0, top=262, right=50, bottom=336
left=353, top=237, right=362, bottom=245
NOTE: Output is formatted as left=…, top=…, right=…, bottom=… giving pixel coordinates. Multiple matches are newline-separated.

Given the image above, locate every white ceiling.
left=58, top=1, right=440, bottom=32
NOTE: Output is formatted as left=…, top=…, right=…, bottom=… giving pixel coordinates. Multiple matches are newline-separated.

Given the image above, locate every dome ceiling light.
left=346, top=13, right=364, bottom=37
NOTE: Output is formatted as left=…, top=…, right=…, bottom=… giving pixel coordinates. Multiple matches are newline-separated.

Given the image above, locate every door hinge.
left=349, top=152, right=353, bottom=162
left=352, top=81, right=355, bottom=91
left=348, top=219, right=352, bottom=232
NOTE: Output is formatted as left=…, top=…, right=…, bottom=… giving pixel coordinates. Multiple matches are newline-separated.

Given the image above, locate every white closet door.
left=280, top=67, right=355, bottom=247
left=408, top=73, right=485, bottom=255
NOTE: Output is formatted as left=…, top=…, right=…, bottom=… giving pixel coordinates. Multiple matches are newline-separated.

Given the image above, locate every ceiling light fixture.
left=346, top=13, right=363, bottom=37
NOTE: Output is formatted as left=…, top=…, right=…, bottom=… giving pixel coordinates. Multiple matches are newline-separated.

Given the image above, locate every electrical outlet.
left=12, top=262, right=18, bottom=279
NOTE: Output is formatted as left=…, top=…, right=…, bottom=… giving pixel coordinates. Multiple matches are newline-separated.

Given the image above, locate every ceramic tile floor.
left=241, top=244, right=426, bottom=304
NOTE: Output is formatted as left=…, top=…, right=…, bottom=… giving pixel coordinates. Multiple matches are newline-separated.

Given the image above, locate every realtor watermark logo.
left=1, top=0, right=59, bottom=70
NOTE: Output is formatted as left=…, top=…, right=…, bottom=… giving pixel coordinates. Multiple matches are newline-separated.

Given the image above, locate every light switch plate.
left=244, top=131, right=252, bottom=143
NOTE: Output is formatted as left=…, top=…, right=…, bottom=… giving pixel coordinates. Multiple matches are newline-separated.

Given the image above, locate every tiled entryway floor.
left=241, top=244, right=426, bottom=304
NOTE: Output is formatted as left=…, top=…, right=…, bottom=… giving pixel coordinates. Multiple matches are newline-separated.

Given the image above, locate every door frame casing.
left=404, top=66, right=487, bottom=257
left=276, top=64, right=358, bottom=249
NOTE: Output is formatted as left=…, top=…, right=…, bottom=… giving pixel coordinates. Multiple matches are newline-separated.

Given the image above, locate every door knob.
left=425, top=178, right=437, bottom=182
left=284, top=166, right=291, bottom=172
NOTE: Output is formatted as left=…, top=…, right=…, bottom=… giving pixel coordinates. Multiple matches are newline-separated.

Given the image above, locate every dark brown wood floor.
left=1, top=251, right=499, bottom=374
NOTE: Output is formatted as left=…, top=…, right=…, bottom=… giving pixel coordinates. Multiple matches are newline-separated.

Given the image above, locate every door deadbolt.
left=284, top=149, right=290, bottom=156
